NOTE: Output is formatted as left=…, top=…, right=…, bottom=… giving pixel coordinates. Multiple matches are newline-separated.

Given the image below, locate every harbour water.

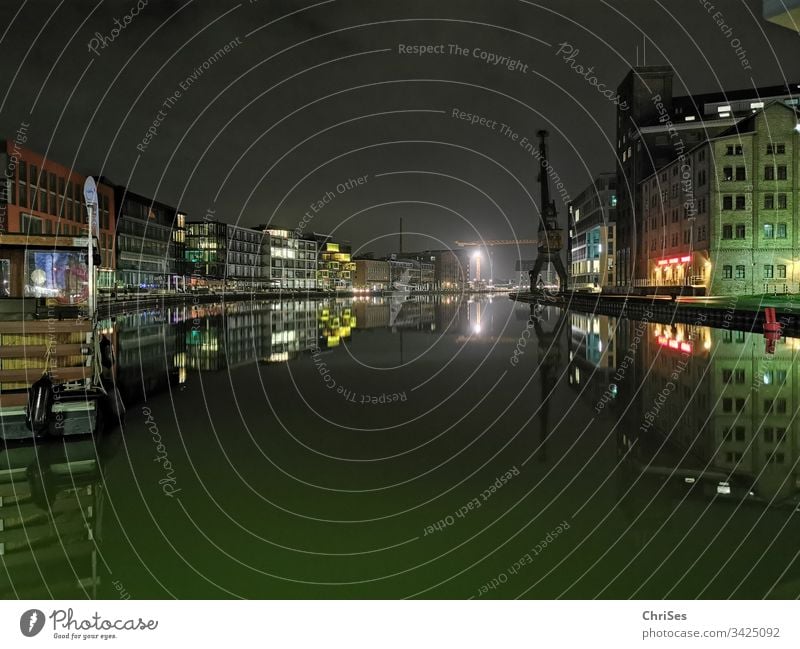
left=2, top=294, right=799, bottom=599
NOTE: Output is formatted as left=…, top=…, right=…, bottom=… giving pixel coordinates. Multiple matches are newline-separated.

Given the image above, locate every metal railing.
left=631, top=277, right=702, bottom=288
left=762, top=283, right=799, bottom=295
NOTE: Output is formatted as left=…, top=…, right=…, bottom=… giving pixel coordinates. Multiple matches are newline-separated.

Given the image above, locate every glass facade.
left=263, top=228, right=319, bottom=290
left=114, top=191, right=178, bottom=289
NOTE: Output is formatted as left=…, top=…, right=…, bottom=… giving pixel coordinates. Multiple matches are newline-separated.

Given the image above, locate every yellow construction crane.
left=455, top=239, right=538, bottom=282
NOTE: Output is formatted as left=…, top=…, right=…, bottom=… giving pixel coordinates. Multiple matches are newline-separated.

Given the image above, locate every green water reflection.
left=2, top=295, right=800, bottom=599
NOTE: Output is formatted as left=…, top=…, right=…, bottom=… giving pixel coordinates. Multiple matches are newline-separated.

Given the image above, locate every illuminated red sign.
left=657, top=255, right=692, bottom=266
left=656, top=335, right=694, bottom=354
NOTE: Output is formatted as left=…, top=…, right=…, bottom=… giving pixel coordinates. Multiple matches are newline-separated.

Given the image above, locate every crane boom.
left=455, top=239, right=538, bottom=247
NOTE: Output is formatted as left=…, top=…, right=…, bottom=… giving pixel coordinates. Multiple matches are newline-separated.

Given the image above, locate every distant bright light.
left=473, top=324, right=481, bottom=334
left=472, top=250, right=481, bottom=259
left=684, top=116, right=696, bottom=121
left=795, top=123, right=800, bottom=134
left=717, top=482, right=731, bottom=495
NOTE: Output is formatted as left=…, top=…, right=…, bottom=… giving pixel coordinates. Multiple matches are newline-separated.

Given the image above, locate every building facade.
left=186, top=220, right=267, bottom=288
left=614, top=66, right=799, bottom=289
left=354, top=258, right=390, bottom=290
left=261, top=227, right=318, bottom=290
left=225, top=223, right=263, bottom=287
left=312, top=236, right=354, bottom=290
left=112, top=187, right=179, bottom=290
left=410, top=249, right=469, bottom=290
left=0, top=141, right=116, bottom=287
left=185, top=220, right=227, bottom=282
left=640, top=102, right=800, bottom=296
left=568, top=172, right=617, bottom=291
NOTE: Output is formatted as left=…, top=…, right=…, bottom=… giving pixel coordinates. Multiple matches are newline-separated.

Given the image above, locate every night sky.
left=2, top=0, right=799, bottom=276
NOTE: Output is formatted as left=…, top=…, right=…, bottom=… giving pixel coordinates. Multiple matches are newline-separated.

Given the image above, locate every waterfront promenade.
left=511, top=291, right=800, bottom=335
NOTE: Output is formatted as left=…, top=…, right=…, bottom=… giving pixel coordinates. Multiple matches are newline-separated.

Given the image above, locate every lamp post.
left=83, top=177, right=99, bottom=318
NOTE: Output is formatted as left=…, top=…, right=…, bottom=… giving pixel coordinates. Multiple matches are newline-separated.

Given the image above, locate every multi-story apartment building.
left=110, top=186, right=179, bottom=290
left=568, top=173, right=617, bottom=291
left=410, top=249, right=469, bottom=290
left=614, top=65, right=799, bottom=290
left=388, top=258, right=417, bottom=289
left=386, top=257, right=436, bottom=290
left=260, top=227, right=318, bottom=290
left=225, top=223, right=263, bottom=288
left=0, top=141, right=116, bottom=287
left=640, top=102, right=800, bottom=295
left=311, top=235, right=354, bottom=290
left=185, top=220, right=226, bottom=282
left=419, top=260, right=435, bottom=290
left=186, top=220, right=266, bottom=288
left=354, top=258, right=390, bottom=290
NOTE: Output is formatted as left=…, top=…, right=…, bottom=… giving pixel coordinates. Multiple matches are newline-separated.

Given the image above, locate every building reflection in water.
left=107, top=296, right=475, bottom=402
left=567, top=311, right=800, bottom=507
left=0, top=434, right=120, bottom=598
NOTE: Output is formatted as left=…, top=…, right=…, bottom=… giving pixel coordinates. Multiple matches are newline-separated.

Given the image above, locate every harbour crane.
left=528, top=130, right=567, bottom=292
